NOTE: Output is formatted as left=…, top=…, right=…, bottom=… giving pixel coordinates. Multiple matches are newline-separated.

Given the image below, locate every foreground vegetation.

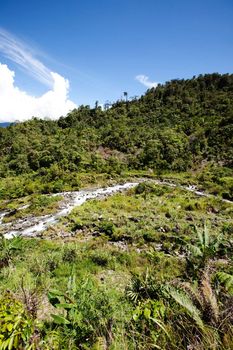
left=0, top=183, right=232, bottom=349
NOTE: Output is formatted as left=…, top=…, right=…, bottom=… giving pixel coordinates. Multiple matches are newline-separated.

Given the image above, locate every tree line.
left=0, top=73, right=232, bottom=179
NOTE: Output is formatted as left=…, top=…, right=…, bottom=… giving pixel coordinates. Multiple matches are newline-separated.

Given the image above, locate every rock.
left=158, top=225, right=170, bottom=233
left=207, top=206, right=219, bottom=214
left=163, top=225, right=170, bottom=233
left=129, top=216, right=140, bottom=223
left=172, top=224, right=180, bottom=233
left=5, top=209, right=17, bottom=217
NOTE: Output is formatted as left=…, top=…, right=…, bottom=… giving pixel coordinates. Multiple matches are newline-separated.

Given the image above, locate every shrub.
left=0, top=293, right=34, bottom=349
left=47, top=277, right=114, bottom=348
left=135, top=182, right=170, bottom=196
left=90, top=251, right=109, bottom=266
left=98, top=221, right=116, bottom=237
left=63, top=247, right=77, bottom=263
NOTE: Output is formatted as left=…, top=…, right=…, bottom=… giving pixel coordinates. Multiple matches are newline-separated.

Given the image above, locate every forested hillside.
left=0, top=73, right=232, bottom=199
left=0, top=73, right=232, bottom=175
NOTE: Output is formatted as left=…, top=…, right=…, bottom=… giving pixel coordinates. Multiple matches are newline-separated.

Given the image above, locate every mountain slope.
left=0, top=73, right=232, bottom=180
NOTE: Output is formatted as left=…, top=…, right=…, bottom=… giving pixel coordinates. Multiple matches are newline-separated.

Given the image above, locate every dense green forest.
left=0, top=73, right=233, bottom=349
left=0, top=73, right=233, bottom=199
left=1, top=73, right=233, bottom=173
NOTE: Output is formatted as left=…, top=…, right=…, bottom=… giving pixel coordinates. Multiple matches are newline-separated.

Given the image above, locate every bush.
left=0, top=293, right=34, bottom=349
left=47, top=277, right=114, bottom=348
left=135, top=182, right=170, bottom=196
left=90, top=251, right=109, bottom=266
left=63, top=247, right=77, bottom=263
left=98, top=221, right=116, bottom=237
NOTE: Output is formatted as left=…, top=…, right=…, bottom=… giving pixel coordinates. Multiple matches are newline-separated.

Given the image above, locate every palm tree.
left=126, top=269, right=162, bottom=303
left=168, top=269, right=233, bottom=349
left=123, top=91, right=128, bottom=102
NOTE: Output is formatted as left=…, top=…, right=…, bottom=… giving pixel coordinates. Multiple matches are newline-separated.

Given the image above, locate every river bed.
left=1, top=182, right=138, bottom=239
left=0, top=179, right=232, bottom=239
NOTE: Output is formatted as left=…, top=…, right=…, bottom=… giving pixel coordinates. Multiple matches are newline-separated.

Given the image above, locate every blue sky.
left=0, top=0, right=232, bottom=120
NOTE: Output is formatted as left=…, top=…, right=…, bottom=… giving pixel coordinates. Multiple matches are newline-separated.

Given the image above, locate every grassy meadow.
left=0, top=179, right=232, bottom=349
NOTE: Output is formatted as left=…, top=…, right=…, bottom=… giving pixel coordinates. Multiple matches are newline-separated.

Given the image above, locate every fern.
left=201, top=272, right=219, bottom=323
left=178, top=282, right=203, bottom=308
left=168, top=286, right=204, bottom=330
left=187, top=244, right=202, bottom=257
left=196, top=225, right=204, bottom=246
left=91, top=336, right=107, bottom=350
left=216, top=272, right=233, bottom=294
left=126, top=270, right=160, bottom=302
left=203, top=224, right=210, bottom=248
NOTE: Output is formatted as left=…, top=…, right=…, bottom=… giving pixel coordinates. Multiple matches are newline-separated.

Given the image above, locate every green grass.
left=0, top=180, right=232, bottom=349
left=44, top=182, right=233, bottom=247
left=0, top=194, right=63, bottom=223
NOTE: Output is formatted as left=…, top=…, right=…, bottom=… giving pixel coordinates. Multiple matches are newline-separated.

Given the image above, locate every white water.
left=0, top=211, right=7, bottom=225
left=1, top=180, right=232, bottom=239
left=2, top=182, right=138, bottom=239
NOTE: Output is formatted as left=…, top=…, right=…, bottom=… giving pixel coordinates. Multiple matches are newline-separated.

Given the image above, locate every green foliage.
left=47, top=276, right=114, bottom=348
left=168, top=286, right=204, bottom=330
left=0, top=293, right=34, bottom=350
left=0, top=73, right=233, bottom=198
left=185, top=224, right=224, bottom=276
left=0, top=177, right=232, bottom=350
left=98, top=220, right=116, bottom=237
left=0, top=236, right=23, bottom=268
left=62, top=247, right=77, bottom=263
left=0, top=72, right=233, bottom=349
left=126, top=269, right=163, bottom=303
left=131, top=299, right=171, bottom=348
left=90, top=251, right=109, bottom=266
left=127, top=265, right=233, bottom=349
left=215, top=272, right=233, bottom=294
left=135, top=182, right=171, bottom=196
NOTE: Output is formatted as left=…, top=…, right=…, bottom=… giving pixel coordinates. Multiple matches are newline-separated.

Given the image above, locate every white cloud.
left=0, top=63, right=76, bottom=122
left=135, top=74, right=158, bottom=89
left=0, top=28, right=53, bottom=87
left=0, top=28, right=77, bottom=121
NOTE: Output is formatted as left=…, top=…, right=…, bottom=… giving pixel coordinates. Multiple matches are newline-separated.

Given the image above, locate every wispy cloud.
left=135, top=74, right=158, bottom=89
left=0, top=28, right=53, bottom=86
left=0, top=28, right=77, bottom=121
